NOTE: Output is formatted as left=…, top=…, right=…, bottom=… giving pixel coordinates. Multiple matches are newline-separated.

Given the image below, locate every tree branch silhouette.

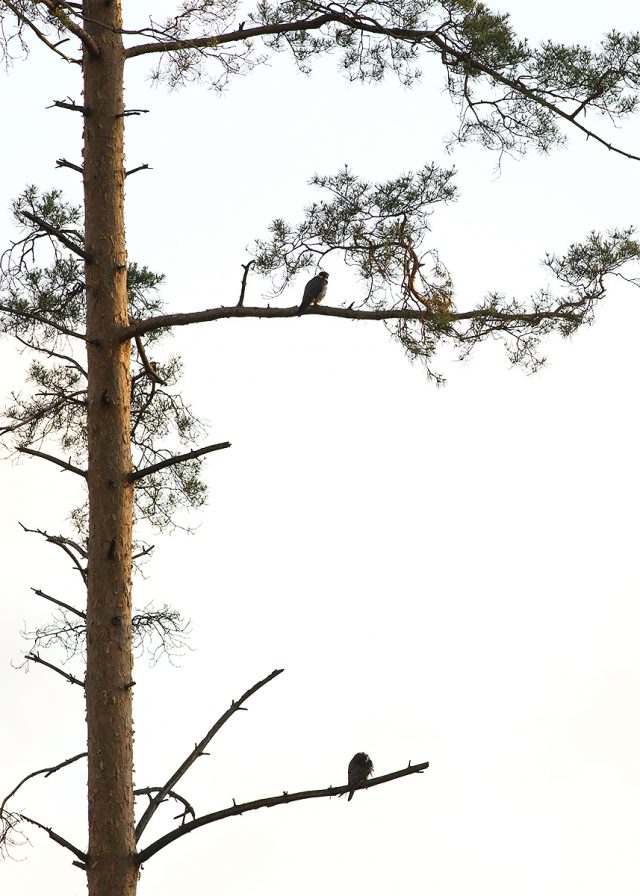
left=137, top=761, right=430, bottom=864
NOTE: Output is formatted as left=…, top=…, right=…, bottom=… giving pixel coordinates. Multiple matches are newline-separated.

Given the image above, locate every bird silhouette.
left=297, top=271, right=329, bottom=314
left=347, top=752, right=374, bottom=801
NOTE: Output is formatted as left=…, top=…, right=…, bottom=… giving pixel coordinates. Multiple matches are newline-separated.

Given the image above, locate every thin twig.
left=17, top=446, right=87, bottom=478
left=137, top=760, right=429, bottom=863
left=1, top=752, right=87, bottom=816
left=128, top=442, right=231, bottom=483
left=47, top=98, right=88, bottom=114
left=25, top=652, right=85, bottom=688
left=134, top=787, right=196, bottom=826
left=0, top=301, right=87, bottom=342
left=135, top=668, right=284, bottom=841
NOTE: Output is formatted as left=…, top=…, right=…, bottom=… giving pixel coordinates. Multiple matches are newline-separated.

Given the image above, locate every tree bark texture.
left=82, top=3, right=137, bottom=895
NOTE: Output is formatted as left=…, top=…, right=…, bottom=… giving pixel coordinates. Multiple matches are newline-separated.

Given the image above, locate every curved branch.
left=1, top=752, right=87, bottom=816
left=0, top=302, right=87, bottom=342
left=134, top=787, right=195, bottom=826
left=137, top=760, right=429, bottom=864
left=17, top=446, right=87, bottom=478
left=128, top=441, right=231, bottom=483
left=135, top=668, right=284, bottom=841
left=2, top=0, right=80, bottom=62
left=35, top=0, right=99, bottom=57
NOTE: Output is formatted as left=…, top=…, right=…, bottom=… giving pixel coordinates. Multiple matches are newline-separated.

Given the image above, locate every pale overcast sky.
left=2, top=2, right=640, bottom=895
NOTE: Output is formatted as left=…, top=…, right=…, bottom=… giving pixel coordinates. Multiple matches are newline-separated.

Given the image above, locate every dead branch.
left=32, top=587, right=85, bottom=619
left=18, top=812, right=87, bottom=864
left=17, top=446, right=87, bottom=478
left=125, top=163, right=151, bottom=178
left=135, top=668, right=284, bottom=841
left=137, top=760, right=429, bottom=863
left=115, top=108, right=150, bottom=118
left=1, top=752, right=87, bottom=816
left=134, top=334, right=167, bottom=385
left=56, top=158, right=83, bottom=174
left=20, top=523, right=88, bottom=581
left=17, top=210, right=90, bottom=261
left=134, top=787, right=195, bottom=826
left=24, top=652, right=85, bottom=687
left=128, top=441, right=231, bottom=483
left=47, top=98, right=88, bottom=114
left=237, top=260, right=255, bottom=307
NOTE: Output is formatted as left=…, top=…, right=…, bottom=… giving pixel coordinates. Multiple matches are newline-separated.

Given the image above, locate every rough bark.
left=82, top=3, right=137, bottom=896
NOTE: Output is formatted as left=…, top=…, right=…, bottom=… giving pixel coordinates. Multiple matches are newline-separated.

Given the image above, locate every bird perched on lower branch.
left=297, top=271, right=329, bottom=314
left=347, top=752, right=374, bottom=801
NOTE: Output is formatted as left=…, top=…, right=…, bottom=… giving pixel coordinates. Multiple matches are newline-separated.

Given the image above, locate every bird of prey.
left=347, top=752, right=374, bottom=801
left=297, top=271, right=329, bottom=315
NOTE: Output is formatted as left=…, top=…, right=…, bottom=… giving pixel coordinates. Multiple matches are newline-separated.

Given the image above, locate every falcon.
left=347, top=752, right=374, bottom=801
left=297, top=271, right=329, bottom=315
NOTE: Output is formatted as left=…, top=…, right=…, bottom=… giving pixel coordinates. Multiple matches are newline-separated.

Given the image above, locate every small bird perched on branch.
left=347, top=752, right=374, bottom=801
left=297, top=271, right=329, bottom=315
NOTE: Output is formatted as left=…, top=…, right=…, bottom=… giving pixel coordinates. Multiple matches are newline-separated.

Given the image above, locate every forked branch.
left=137, top=760, right=430, bottom=864
left=135, top=668, right=284, bottom=841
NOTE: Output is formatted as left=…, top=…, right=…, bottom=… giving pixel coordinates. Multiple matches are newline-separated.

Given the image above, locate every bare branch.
left=134, top=334, right=167, bottom=385
left=32, top=587, right=85, bottom=619
left=137, top=760, right=429, bottom=863
left=134, top=787, right=195, bottom=827
left=17, top=446, right=87, bottom=478
left=237, top=260, right=255, bottom=307
left=135, top=668, right=284, bottom=841
left=1, top=752, right=87, bottom=816
left=19, top=813, right=87, bottom=864
left=128, top=441, right=231, bottom=483
left=13, top=336, right=87, bottom=378
left=56, top=158, right=84, bottom=174
left=24, top=652, right=85, bottom=688
left=115, top=108, right=150, bottom=118
left=19, top=523, right=88, bottom=581
left=17, top=210, right=90, bottom=261
left=125, top=163, right=151, bottom=178
left=47, top=98, right=89, bottom=114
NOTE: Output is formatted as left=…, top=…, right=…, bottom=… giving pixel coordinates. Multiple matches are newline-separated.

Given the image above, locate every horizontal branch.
left=19, top=812, right=87, bottom=865
left=124, top=14, right=335, bottom=59
left=18, top=209, right=90, bottom=261
left=135, top=668, right=284, bottom=841
left=25, top=652, right=85, bottom=688
left=1, top=752, right=87, bottom=816
left=121, top=302, right=582, bottom=341
left=56, top=157, right=83, bottom=174
left=128, top=441, right=231, bottom=483
left=18, top=446, right=87, bottom=478
left=137, top=760, right=429, bottom=864
left=32, top=587, right=86, bottom=619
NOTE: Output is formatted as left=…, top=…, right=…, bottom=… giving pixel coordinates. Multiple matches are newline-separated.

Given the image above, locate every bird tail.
left=347, top=791, right=354, bottom=802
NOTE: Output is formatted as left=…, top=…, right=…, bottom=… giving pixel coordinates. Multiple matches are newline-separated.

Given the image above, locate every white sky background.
left=1, top=1, right=640, bottom=894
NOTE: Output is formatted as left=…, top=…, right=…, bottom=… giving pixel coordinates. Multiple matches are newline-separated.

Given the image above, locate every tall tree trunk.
left=82, top=3, right=137, bottom=895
